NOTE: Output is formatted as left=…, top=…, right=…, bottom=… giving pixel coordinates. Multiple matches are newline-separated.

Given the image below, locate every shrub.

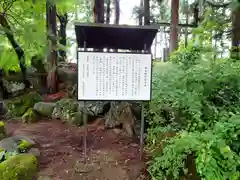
left=147, top=47, right=240, bottom=179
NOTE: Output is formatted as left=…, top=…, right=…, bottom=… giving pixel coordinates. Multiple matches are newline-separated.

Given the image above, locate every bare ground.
left=6, top=119, right=147, bottom=180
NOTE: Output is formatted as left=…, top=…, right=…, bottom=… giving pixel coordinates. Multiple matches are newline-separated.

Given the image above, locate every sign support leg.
left=140, top=43, right=147, bottom=160
left=83, top=41, right=88, bottom=163
left=83, top=103, right=87, bottom=163
left=140, top=102, right=145, bottom=160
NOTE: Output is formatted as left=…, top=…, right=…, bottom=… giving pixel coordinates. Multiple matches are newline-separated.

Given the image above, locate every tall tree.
left=46, top=0, right=57, bottom=93
left=93, top=0, right=105, bottom=23
left=114, top=0, right=120, bottom=24
left=231, top=4, right=240, bottom=59
left=0, top=3, right=30, bottom=89
left=169, top=0, right=180, bottom=54
left=182, top=0, right=189, bottom=47
left=144, top=0, right=150, bottom=25
left=57, top=13, right=68, bottom=61
left=106, top=0, right=111, bottom=24
left=139, top=0, right=144, bottom=25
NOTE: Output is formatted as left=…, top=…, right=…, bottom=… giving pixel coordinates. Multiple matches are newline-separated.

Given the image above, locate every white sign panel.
left=77, top=52, right=152, bottom=101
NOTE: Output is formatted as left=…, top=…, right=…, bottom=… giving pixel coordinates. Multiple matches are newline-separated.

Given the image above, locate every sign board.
left=77, top=52, right=152, bottom=101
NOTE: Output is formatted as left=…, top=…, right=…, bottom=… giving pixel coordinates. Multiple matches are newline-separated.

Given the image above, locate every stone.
left=2, top=80, right=25, bottom=93
left=28, top=148, right=41, bottom=158
left=0, top=121, right=6, bottom=141
left=0, top=153, right=38, bottom=180
left=80, top=101, right=111, bottom=117
left=51, top=98, right=110, bottom=125
left=22, top=108, right=38, bottom=123
left=7, top=92, right=43, bottom=117
left=37, top=175, right=52, bottom=180
left=112, top=128, right=122, bottom=135
left=131, top=101, right=142, bottom=120
left=104, top=102, right=129, bottom=128
left=119, top=105, right=136, bottom=137
left=0, top=102, right=6, bottom=117
left=51, top=98, right=78, bottom=120
left=57, top=67, right=77, bottom=85
left=0, top=135, right=35, bottom=152
left=33, top=102, right=56, bottom=117
left=68, top=112, right=83, bottom=126
left=104, top=102, right=137, bottom=137
left=74, top=161, right=94, bottom=173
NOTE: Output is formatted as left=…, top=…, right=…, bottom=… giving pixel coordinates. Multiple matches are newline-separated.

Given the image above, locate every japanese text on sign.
left=77, top=52, right=152, bottom=100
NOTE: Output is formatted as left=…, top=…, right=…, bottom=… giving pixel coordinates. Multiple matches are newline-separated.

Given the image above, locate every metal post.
left=140, top=102, right=145, bottom=160
left=83, top=41, right=87, bottom=163
left=139, top=43, right=147, bottom=160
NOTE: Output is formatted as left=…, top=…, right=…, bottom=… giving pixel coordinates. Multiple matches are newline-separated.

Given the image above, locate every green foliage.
left=0, top=0, right=90, bottom=72
left=0, top=150, right=18, bottom=163
left=148, top=116, right=240, bottom=180
left=147, top=8, right=240, bottom=178
left=21, top=108, right=38, bottom=124
left=18, top=140, right=33, bottom=152
left=148, top=55, right=240, bottom=179
left=7, top=92, right=43, bottom=117
left=0, top=153, right=38, bottom=180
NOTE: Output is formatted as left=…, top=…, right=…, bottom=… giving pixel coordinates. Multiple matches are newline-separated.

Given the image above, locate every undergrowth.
left=147, top=7, right=240, bottom=180
left=147, top=45, right=240, bottom=179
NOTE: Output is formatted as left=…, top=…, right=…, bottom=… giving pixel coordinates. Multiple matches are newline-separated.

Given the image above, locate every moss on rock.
left=7, top=92, right=43, bottom=117
left=69, top=112, right=83, bottom=126
left=21, top=108, right=38, bottom=123
left=18, top=140, right=33, bottom=152
left=0, top=153, right=38, bottom=180
left=0, top=121, right=6, bottom=140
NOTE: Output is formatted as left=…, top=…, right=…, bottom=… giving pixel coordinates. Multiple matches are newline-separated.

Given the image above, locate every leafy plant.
left=147, top=7, right=240, bottom=179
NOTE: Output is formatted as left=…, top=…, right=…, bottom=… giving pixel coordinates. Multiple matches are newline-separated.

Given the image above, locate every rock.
left=57, top=67, right=77, bottom=85
left=51, top=98, right=110, bottom=125
left=105, top=102, right=136, bottom=137
left=0, top=121, right=6, bottom=141
left=104, top=102, right=127, bottom=128
left=52, top=99, right=84, bottom=125
left=33, top=102, right=55, bottom=117
left=52, top=98, right=78, bottom=120
left=28, top=148, right=40, bottom=158
left=74, top=161, right=94, bottom=173
left=37, top=175, right=52, bottom=180
left=119, top=105, right=136, bottom=137
left=2, top=80, right=25, bottom=93
left=22, top=108, right=38, bottom=123
left=0, top=153, right=38, bottom=180
left=131, top=101, right=142, bottom=120
left=69, top=112, right=83, bottom=126
left=80, top=101, right=111, bottom=116
left=7, top=92, right=43, bottom=117
left=0, top=102, right=6, bottom=117
left=0, top=135, right=35, bottom=152
left=112, top=128, right=122, bottom=135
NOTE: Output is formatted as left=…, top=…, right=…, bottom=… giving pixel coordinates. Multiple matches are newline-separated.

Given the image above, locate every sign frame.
left=77, top=51, right=153, bottom=101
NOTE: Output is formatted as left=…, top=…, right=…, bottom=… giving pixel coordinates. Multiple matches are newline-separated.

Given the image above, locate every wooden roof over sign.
left=74, top=22, right=159, bottom=51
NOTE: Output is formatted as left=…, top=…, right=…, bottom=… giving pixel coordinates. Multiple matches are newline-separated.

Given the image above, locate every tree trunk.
left=185, top=1, right=189, bottom=47
left=169, top=0, right=179, bottom=54
left=93, top=0, right=105, bottom=23
left=0, top=13, right=30, bottom=89
left=139, top=0, right=144, bottom=25
left=106, top=0, right=111, bottom=24
left=57, top=13, right=68, bottom=62
left=231, top=5, right=240, bottom=59
left=143, top=0, right=150, bottom=25
left=114, top=0, right=120, bottom=24
left=46, top=0, right=57, bottom=93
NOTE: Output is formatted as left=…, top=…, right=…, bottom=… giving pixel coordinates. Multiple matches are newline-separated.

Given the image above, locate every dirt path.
left=6, top=120, right=147, bottom=180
